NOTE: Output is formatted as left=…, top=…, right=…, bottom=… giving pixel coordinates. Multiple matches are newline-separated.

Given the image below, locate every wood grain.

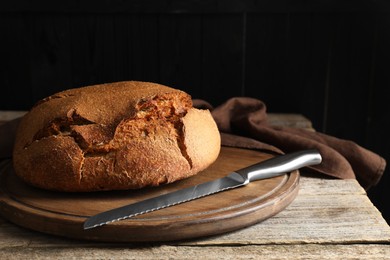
left=2, top=244, right=390, bottom=260
left=0, top=147, right=299, bottom=242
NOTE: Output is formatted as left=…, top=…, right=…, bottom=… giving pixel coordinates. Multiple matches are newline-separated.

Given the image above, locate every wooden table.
left=1, top=111, right=390, bottom=259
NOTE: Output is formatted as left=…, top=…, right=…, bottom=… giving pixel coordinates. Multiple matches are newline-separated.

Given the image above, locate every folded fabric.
left=193, top=97, right=386, bottom=190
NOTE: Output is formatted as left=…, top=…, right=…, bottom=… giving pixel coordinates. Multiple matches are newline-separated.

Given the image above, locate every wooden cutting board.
left=0, top=147, right=299, bottom=242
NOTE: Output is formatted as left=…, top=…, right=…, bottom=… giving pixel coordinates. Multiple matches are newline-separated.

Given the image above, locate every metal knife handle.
left=235, top=149, right=322, bottom=183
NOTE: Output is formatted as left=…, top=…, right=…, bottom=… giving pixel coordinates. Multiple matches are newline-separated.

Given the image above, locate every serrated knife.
left=83, top=149, right=322, bottom=230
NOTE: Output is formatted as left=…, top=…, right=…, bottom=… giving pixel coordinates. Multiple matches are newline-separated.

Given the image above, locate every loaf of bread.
left=13, top=81, right=221, bottom=192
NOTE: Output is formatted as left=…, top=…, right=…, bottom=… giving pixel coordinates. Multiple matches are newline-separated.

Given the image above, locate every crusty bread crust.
left=13, top=81, right=221, bottom=192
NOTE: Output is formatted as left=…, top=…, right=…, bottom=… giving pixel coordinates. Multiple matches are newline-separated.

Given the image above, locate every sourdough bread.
left=13, top=81, right=220, bottom=192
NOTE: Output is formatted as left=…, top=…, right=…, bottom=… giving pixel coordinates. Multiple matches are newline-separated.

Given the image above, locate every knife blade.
left=83, top=149, right=322, bottom=230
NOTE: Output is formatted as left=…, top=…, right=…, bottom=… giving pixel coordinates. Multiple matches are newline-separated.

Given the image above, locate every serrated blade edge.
left=83, top=172, right=245, bottom=230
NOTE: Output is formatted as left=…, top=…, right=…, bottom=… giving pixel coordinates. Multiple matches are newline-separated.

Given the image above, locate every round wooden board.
left=0, top=147, right=299, bottom=242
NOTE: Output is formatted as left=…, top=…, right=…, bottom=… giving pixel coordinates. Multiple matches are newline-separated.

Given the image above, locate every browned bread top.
left=13, top=81, right=221, bottom=192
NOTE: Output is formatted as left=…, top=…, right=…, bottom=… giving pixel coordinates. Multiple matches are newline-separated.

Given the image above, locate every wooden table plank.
left=1, top=236, right=390, bottom=259
left=181, top=176, right=390, bottom=246
left=267, top=113, right=314, bottom=130
left=0, top=111, right=26, bottom=123
left=2, top=244, right=390, bottom=260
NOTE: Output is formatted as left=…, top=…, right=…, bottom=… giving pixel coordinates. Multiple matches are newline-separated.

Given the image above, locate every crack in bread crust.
left=175, top=120, right=193, bottom=169
left=30, top=109, right=96, bottom=147
left=134, top=94, right=193, bottom=168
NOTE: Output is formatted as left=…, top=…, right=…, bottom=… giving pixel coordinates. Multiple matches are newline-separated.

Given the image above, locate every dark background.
left=1, top=0, right=389, bottom=223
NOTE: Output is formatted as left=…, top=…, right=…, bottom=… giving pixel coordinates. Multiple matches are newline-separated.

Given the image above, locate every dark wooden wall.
left=1, top=1, right=389, bottom=222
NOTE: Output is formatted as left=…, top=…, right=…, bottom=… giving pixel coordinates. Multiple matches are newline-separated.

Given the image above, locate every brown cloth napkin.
left=193, top=97, right=386, bottom=190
